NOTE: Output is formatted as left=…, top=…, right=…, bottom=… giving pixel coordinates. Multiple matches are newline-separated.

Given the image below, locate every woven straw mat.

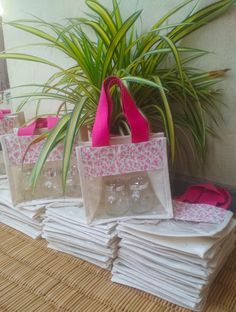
left=0, top=223, right=235, bottom=312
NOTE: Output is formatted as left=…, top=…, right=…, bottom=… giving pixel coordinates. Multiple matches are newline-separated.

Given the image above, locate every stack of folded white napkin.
left=0, top=175, right=45, bottom=238
left=0, top=152, right=5, bottom=175
left=112, top=204, right=236, bottom=311
left=43, top=202, right=119, bottom=269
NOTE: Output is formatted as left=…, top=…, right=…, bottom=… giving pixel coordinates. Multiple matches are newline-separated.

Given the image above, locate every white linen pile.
left=0, top=175, right=45, bottom=239
left=112, top=208, right=236, bottom=311
left=0, top=151, right=5, bottom=175
left=43, top=202, right=119, bottom=269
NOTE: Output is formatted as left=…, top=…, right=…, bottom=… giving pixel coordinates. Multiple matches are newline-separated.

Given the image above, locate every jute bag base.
left=6, top=160, right=81, bottom=205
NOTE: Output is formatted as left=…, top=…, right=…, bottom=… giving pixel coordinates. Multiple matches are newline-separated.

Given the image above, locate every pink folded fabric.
left=175, top=184, right=231, bottom=209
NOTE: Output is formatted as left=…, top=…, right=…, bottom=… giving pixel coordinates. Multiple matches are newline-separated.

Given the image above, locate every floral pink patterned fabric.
left=78, top=137, right=165, bottom=178
left=0, top=119, right=14, bottom=135
left=3, top=134, right=76, bottom=165
left=173, top=200, right=227, bottom=224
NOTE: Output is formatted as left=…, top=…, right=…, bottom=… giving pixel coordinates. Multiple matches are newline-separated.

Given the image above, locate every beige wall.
left=178, top=4, right=236, bottom=188
left=1, top=0, right=236, bottom=187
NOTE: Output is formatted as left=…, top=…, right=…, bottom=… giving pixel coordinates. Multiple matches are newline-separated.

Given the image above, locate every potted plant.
left=0, top=0, right=235, bottom=189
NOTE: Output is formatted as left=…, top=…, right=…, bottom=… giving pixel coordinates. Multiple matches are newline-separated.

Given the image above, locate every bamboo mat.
left=0, top=223, right=235, bottom=312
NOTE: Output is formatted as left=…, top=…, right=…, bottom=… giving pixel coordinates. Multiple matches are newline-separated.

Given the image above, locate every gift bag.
left=0, top=110, right=25, bottom=173
left=0, top=110, right=25, bottom=135
left=76, top=76, right=173, bottom=224
left=1, top=117, right=81, bottom=206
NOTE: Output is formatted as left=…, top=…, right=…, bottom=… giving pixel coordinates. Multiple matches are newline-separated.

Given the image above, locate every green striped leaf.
left=0, top=52, right=62, bottom=69
left=86, top=0, right=117, bottom=36
left=62, top=98, right=87, bottom=189
left=154, top=76, right=175, bottom=161
left=102, top=10, right=142, bottom=80
left=29, top=114, right=71, bottom=189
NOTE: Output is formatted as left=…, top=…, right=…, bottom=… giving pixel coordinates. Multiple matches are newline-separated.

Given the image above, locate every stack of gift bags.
left=111, top=199, right=235, bottom=311
left=0, top=78, right=235, bottom=311
left=67, top=77, right=173, bottom=269
left=42, top=201, right=119, bottom=269
left=0, top=115, right=81, bottom=239
left=75, top=78, right=236, bottom=310
left=41, top=76, right=172, bottom=270
left=0, top=114, right=120, bottom=268
left=0, top=111, right=46, bottom=238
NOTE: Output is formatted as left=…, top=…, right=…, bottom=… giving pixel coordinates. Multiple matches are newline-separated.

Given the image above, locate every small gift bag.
left=0, top=110, right=25, bottom=136
left=0, top=110, right=25, bottom=174
left=76, top=76, right=173, bottom=224
left=1, top=117, right=81, bottom=206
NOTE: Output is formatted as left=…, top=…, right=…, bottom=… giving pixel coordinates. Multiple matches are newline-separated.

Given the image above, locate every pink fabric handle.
left=0, top=109, right=11, bottom=120
left=92, top=76, right=150, bottom=147
left=17, top=116, right=59, bottom=136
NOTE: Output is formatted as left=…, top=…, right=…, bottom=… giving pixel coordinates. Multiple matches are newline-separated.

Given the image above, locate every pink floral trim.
left=3, top=134, right=76, bottom=165
left=173, top=200, right=227, bottom=224
left=0, top=119, right=14, bottom=135
left=77, top=138, right=165, bottom=177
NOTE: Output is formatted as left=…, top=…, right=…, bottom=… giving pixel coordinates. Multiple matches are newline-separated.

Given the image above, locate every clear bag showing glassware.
left=1, top=117, right=81, bottom=206
left=76, top=76, right=173, bottom=224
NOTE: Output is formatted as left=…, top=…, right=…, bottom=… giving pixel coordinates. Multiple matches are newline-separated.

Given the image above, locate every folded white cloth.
left=0, top=177, right=45, bottom=238
left=0, top=156, right=5, bottom=175
left=117, top=218, right=235, bottom=258
left=112, top=216, right=236, bottom=311
left=43, top=203, right=119, bottom=269
left=0, top=175, right=8, bottom=188
left=16, top=197, right=83, bottom=209
left=0, top=203, right=42, bottom=239
left=119, top=210, right=233, bottom=238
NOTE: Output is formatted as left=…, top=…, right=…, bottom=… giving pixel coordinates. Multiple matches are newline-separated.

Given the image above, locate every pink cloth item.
left=175, top=184, right=231, bottom=210
left=92, top=76, right=150, bottom=147
left=17, top=116, right=59, bottom=136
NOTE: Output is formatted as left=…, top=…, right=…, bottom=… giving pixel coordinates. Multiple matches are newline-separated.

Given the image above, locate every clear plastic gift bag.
left=1, top=117, right=81, bottom=206
left=76, top=76, right=173, bottom=224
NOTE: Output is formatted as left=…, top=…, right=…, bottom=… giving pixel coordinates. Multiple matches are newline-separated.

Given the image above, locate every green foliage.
left=0, top=0, right=235, bottom=188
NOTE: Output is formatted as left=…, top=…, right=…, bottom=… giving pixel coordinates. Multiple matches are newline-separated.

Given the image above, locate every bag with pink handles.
left=76, top=77, right=173, bottom=224
left=1, top=117, right=81, bottom=206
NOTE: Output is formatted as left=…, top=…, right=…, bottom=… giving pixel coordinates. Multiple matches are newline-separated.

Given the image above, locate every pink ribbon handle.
left=0, top=109, right=11, bottom=120
left=17, top=116, right=59, bottom=136
left=92, top=76, right=150, bottom=147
